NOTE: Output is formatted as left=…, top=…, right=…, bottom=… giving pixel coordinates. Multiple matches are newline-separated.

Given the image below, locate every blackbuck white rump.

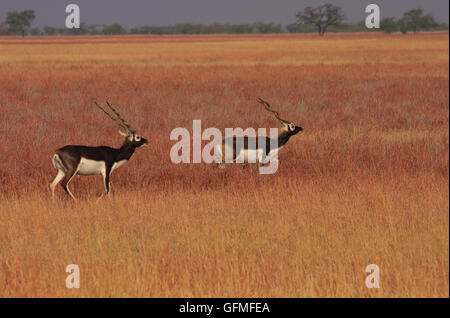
left=215, top=98, right=303, bottom=168
left=49, top=101, right=148, bottom=200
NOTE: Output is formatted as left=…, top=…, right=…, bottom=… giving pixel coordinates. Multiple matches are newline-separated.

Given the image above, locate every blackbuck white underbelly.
left=240, top=149, right=264, bottom=163
left=76, top=158, right=128, bottom=176
left=77, top=158, right=106, bottom=176
left=215, top=145, right=283, bottom=164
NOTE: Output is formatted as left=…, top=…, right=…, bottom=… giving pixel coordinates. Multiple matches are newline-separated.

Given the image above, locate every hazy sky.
left=1, top=0, right=448, bottom=28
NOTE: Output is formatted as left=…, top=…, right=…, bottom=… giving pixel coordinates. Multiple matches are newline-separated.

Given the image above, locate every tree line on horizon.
left=0, top=4, right=447, bottom=36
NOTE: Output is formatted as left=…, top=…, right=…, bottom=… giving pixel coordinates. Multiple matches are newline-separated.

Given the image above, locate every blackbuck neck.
left=116, top=138, right=137, bottom=161
left=277, top=129, right=296, bottom=148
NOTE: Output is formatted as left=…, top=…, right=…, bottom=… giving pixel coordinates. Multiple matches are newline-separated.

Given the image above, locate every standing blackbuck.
left=215, top=98, right=303, bottom=168
left=50, top=101, right=148, bottom=199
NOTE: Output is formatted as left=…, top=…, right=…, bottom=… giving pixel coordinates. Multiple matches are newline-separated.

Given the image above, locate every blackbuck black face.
left=49, top=101, right=148, bottom=200
left=215, top=98, right=302, bottom=168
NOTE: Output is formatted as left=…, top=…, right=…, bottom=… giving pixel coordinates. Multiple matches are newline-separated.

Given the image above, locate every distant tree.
left=130, top=27, right=141, bottom=34
left=380, top=17, right=398, bottom=34
left=173, top=23, right=206, bottom=34
left=0, top=22, right=8, bottom=35
left=65, top=22, right=90, bottom=35
left=253, top=22, right=282, bottom=34
left=206, top=24, right=224, bottom=34
left=102, top=23, right=126, bottom=35
left=436, top=23, right=450, bottom=31
left=5, top=10, right=36, bottom=36
left=328, top=21, right=367, bottom=32
left=401, top=8, right=438, bottom=33
left=87, top=24, right=102, bottom=35
left=285, top=22, right=315, bottom=33
left=29, top=27, right=41, bottom=36
left=295, top=3, right=346, bottom=36
left=396, top=19, right=408, bottom=34
left=43, top=26, right=59, bottom=35
left=285, top=22, right=301, bottom=33
left=229, top=24, right=254, bottom=34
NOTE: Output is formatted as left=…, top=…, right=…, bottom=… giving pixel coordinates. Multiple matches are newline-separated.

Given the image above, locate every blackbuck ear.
left=118, top=129, right=128, bottom=137
left=280, top=122, right=289, bottom=131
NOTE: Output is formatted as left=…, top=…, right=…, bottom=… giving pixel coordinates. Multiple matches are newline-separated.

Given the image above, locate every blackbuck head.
left=94, top=101, right=148, bottom=148
left=257, top=98, right=303, bottom=136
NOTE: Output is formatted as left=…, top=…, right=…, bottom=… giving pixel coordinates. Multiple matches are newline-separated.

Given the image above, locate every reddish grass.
left=0, top=33, right=448, bottom=297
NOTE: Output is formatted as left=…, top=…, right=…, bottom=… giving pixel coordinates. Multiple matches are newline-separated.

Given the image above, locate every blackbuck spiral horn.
left=94, top=101, right=137, bottom=135
left=257, top=98, right=292, bottom=126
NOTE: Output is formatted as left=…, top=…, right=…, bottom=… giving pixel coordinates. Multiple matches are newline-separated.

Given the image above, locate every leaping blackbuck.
left=49, top=101, right=148, bottom=199
left=215, top=98, right=303, bottom=168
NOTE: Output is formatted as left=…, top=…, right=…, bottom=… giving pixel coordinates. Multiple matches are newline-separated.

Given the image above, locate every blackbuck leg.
left=94, top=166, right=112, bottom=202
left=102, top=167, right=112, bottom=195
left=49, top=170, right=65, bottom=198
left=214, top=144, right=226, bottom=169
left=61, top=164, right=79, bottom=200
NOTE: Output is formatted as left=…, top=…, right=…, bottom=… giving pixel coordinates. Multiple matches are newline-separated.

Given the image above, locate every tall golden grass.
left=0, top=33, right=448, bottom=297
